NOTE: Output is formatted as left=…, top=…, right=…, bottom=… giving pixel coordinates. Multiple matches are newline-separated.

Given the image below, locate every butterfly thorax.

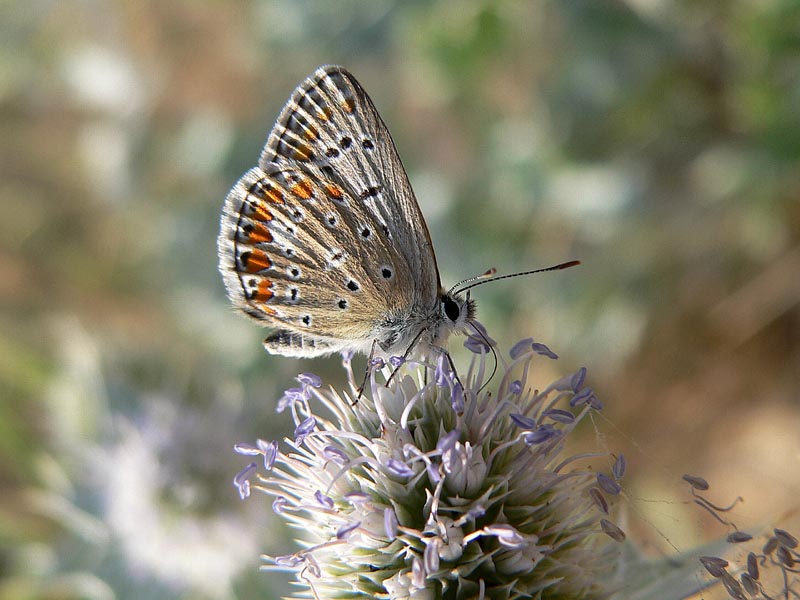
left=374, top=290, right=475, bottom=357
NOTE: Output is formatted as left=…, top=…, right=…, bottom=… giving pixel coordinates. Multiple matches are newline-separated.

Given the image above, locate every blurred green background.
left=2, top=1, right=799, bottom=598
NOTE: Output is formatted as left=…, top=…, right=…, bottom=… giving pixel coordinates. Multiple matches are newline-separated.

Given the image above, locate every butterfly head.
left=437, top=290, right=476, bottom=340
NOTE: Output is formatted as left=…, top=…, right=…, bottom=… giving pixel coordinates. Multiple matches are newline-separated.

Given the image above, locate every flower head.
left=234, top=337, right=623, bottom=598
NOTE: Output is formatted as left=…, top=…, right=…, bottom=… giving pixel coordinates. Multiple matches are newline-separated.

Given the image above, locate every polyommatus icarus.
left=218, top=66, right=577, bottom=359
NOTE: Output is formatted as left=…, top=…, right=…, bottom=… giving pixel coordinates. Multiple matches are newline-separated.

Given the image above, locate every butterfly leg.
left=384, top=328, right=428, bottom=389
left=354, top=339, right=380, bottom=403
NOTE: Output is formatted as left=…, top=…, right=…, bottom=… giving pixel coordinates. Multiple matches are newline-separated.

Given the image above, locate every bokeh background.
left=2, top=1, right=799, bottom=598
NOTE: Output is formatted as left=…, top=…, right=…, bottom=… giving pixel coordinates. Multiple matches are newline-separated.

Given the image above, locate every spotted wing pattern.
left=218, top=66, right=441, bottom=357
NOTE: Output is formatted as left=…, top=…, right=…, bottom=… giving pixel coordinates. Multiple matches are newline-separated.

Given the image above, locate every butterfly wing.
left=218, top=66, right=441, bottom=357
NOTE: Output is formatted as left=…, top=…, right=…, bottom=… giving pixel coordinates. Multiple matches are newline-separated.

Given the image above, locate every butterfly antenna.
left=453, top=261, right=580, bottom=296
left=448, top=268, right=497, bottom=296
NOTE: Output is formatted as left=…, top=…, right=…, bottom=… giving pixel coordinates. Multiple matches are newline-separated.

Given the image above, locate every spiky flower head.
left=234, top=333, right=624, bottom=599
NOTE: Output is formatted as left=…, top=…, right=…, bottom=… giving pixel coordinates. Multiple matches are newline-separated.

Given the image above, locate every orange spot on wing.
left=243, top=250, right=271, bottom=273
left=316, top=107, right=332, bottom=121
left=291, top=179, right=314, bottom=199
left=243, top=222, right=273, bottom=244
left=342, top=97, right=355, bottom=113
left=324, top=183, right=343, bottom=199
left=303, top=124, right=319, bottom=141
left=292, top=142, right=314, bottom=162
left=250, top=182, right=283, bottom=205
left=262, top=185, right=284, bottom=204
left=250, top=203, right=274, bottom=221
left=253, top=279, right=274, bottom=302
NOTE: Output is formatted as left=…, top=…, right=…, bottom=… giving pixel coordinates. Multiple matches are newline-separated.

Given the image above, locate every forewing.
left=262, top=66, right=441, bottom=308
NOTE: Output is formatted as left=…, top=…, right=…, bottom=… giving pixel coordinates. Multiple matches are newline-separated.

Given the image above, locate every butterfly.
left=218, top=65, right=576, bottom=360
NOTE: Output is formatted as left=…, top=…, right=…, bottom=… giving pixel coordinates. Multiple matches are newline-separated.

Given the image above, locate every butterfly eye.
left=443, top=296, right=460, bottom=322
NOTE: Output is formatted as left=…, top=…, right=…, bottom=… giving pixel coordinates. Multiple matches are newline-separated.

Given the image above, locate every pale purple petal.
left=426, top=461, right=441, bottom=483
left=235, top=478, right=251, bottom=500
left=337, top=521, right=361, bottom=540
left=389, top=355, right=405, bottom=368
left=261, top=440, right=278, bottom=469
left=314, top=490, right=334, bottom=509
left=597, top=473, right=621, bottom=495
left=601, top=519, right=626, bottom=542
left=531, top=342, right=558, bottom=360
left=424, top=541, right=440, bottom=573
left=437, top=429, right=460, bottom=453
left=464, top=335, right=491, bottom=354
left=297, top=372, right=322, bottom=388
left=509, top=338, right=534, bottom=359
left=612, top=454, right=627, bottom=480
left=509, top=380, right=522, bottom=394
left=411, top=557, right=425, bottom=588
left=570, top=388, right=594, bottom=407
left=435, top=355, right=451, bottom=387
left=699, top=556, right=729, bottom=578
left=384, top=507, right=398, bottom=539
left=386, top=458, right=414, bottom=478
left=233, top=443, right=261, bottom=456
left=274, top=554, right=304, bottom=568
left=345, top=491, right=370, bottom=504
left=774, top=528, right=798, bottom=548
left=470, top=321, right=496, bottom=345
left=570, top=367, right=587, bottom=391
left=747, top=553, right=759, bottom=579
left=272, top=496, right=288, bottom=513
left=543, top=408, right=575, bottom=424
left=233, top=462, right=257, bottom=500
left=306, top=560, right=320, bottom=578
left=590, top=488, right=609, bottom=514
left=277, top=386, right=309, bottom=413
left=450, top=382, right=464, bottom=412
left=485, top=524, right=525, bottom=548
left=341, top=350, right=354, bottom=366
left=523, top=425, right=559, bottom=445
left=728, top=531, right=753, bottom=543
left=509, top=413, right=536, bottom=430
left=294, top=416, right=316, bottom=442
left=463, top=322, right=495, bottom=353
left=323, top=445, right=349, bottom=464
left=682, top=474, right=709, bottom=491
